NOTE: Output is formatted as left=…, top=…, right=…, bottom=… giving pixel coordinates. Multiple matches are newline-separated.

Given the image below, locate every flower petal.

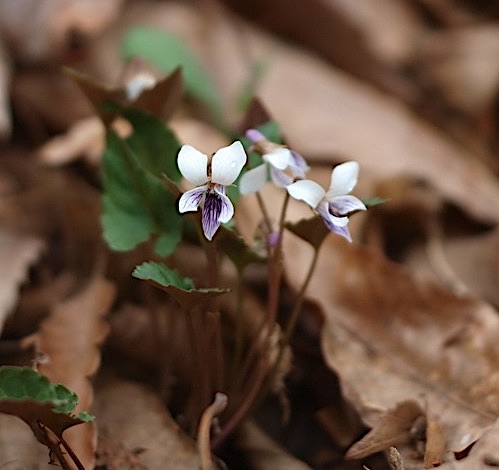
left=286, top=179, right=325, bottom=208
left=201, top=189, right=234, bottom=240
left=211, top=141, right=247, bottom=186
left=178, top=145, right=208, bottom=185
left=329, top=161, right=359, bottom=197
left=239, top=164, right=268, bottom=194
left=328, top=195, right=367, bottom=215
left=270, top=166, right=293, bottom=187
left=178, top=186, right=206, bottom=213
left=264, top=148, right=293, bottom=170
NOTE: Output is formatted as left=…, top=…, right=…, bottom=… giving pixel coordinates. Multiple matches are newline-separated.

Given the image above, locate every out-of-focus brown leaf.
left=322, top=0, right=423, bottom=68
left=66, top=66, right=183, bottom=124
left=0, top=228, right=44, bottom=335
left=0, top=37, right=11, bottom=139
left=37, top=116, right=104, bottom=166
left=417, top=25, right=499, bottom=116
left=25, top=276, right=116, bottom=469
left=220, top=0, right=420, bottom=99
left=345, top=400, right=424, bottom=460
left=407, top=228, right=499, bottom=307
left=94, top=376, right=201, bottom=469
left=236, top=420, right=312, bottom=469
left=0, top=0, right=124, bottom=63
left=0, top=414, right=52, bottom=468
left=282, top=232, right=499, bottom=459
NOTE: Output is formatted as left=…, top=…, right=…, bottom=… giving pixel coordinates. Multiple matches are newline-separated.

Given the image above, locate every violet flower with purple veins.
left=177, top=141, right=247, bottom=241
left=239, top=129, right=309, bottom=194
left=286, top=161, right=366, bottom=242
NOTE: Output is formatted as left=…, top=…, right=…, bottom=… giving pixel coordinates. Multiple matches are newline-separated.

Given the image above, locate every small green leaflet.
left=0, top=366, right=92, bottom=439
left=133, top=261, right=229, bottom=311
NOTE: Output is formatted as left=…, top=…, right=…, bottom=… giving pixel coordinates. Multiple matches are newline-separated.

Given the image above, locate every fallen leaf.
left=284, top=234, right=499, bottom=455
left=236, top=420, right=312, bottom=469
left=94, top=375, right=201, bottom=469
left=424, top=410, right=447, bottom=468
left=0, top=228, right=44, bottom=335
left=345, top=400, right=424, bottom=460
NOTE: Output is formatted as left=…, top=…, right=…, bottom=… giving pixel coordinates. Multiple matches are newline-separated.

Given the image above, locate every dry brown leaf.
left=322, top=0, right=423, bottom=68
left=236, top=420, right=312, bottom=469
left=424, top=410, right=447, bottom=468
left=345, top=400, right=424, bottom=460
left=0, top=0, right=124, bottom=63
left=417, top=25, right=499, bottom=116
left=407, top=228, right=499, bottom=307
left=27, top=276, right=116, bottom=469
left=37, top=116, right=104, bottom=166
left=282, top=233, right=499, bottom=457
left=94, top=376, right=200, bottom=469
left=0, top=414, right=53, bottom=468
left=438, top=418, right=499, bottom=469
left=0, top=37, right=11, bottom=139
left=0, top=228, right=45, bottom=335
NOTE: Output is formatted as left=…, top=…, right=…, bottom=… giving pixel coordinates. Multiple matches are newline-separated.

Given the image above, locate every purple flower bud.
left=245, top=129, right=265, bottom=143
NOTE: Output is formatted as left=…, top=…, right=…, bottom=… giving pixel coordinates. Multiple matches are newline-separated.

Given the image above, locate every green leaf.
left=118, top=105, right=182, bottom=182
left=0, top=366, right=92, bottom=439
left=133, top=261, right=229, bottom=310
left=122, top=26, right=221, bottom=120
left=101, top=130, right=182, bottom=256
left=286, top=216, right=330, bottom=250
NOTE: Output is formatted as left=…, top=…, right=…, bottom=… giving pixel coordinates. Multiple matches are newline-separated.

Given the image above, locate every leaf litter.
left=0, top=0, right=497, bottom=468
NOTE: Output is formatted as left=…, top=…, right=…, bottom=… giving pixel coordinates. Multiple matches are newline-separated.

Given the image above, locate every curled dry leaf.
left=25, top=276, right=116, bottom=469
left=0, top=228, right=45, bottom=335
left=345, top=400, right=424, bottom=460
left=282, top=233, right=499, bottom=460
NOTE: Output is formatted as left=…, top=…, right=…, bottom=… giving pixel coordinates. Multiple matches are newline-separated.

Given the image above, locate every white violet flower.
left=286, top=161, right=366, bottom=242
left=239, top=129, right=309, bottom=194
left=178, top=141, right=247, bottom=241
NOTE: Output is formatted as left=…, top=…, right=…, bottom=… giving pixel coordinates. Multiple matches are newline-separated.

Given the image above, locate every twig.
left=197, top=392, right=228, bottom=470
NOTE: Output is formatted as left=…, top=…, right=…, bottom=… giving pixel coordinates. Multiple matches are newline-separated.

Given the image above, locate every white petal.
left=263, top=148, right=292, bottom=170
left=239, top=164, right=268, bottom=194
left=211, top=141, right=247, bottom=185
left=178, top=186, right=206, bottom=213
left=286, top=180, right=325, bottom=208
left=177, top=145, right=208, bottom=185
left=329, top=161, right=359, bottom=197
